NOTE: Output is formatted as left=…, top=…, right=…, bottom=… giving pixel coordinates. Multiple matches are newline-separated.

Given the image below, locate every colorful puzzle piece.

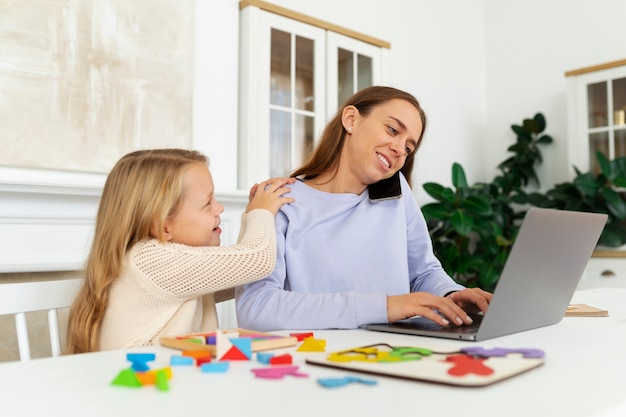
left=135, top=367, right=172, bottom=385
left=155, top=369, right=170, bottom=391
left=317, top=376, right=378, bottom=388
left=297, top=338, right=326, bottom=352
left=111, top=368, right=143, bottom=388
left=251, top=365, right=309, bottom=379
left=182, top=350, right=213, bottom=360
left=177, top=336, right=205, bottom=344
left=170, top=355, right=195, bottom=366
left=196, top=356, right=212, bottom=366
left=256, top=352, right=275, bottom=364
left=230, top=338, right=253, bottom=359
left=461, top=347, right=545, bottom=359
left=269, top=354, right=292, bottom=365
left=444, top=355, right=494, bottom=376
left=216, top=331, right=252, bottom=361
left=126, top=353, right=156, bottom=372
left=327, top=345, right=431, bottom=363
left=290, top=332, right=314, bottom=341
left=200, top=362, right=230, bottom=373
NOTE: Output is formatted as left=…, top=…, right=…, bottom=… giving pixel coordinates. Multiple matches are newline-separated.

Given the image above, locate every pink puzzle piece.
left=251, top=366, right=309, bottom=379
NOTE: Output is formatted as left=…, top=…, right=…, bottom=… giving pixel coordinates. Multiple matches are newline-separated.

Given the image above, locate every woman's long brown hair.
left=64, top=149, right=206, bottom=354
left=291, top=86, right=427, bottom=188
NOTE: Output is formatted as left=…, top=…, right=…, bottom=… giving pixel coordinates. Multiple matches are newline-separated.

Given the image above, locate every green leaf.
left=522, top=118, right=538, bottom=134
left=533, top=113, right=546, bottom=132
left=597, top=151, right=612, bottom=178
left=495, top=235, right=512, bottom=247
left=477, top=263, right=501, bottom=292
left=450, top=209, right=474, bottom=236
left=602, top=221, right=626, bottom=246
left=573, top=175, right=599, bottom=196
left=612, top=177, right=626, bottom=188
left=421, top=203, right=449, bottom=220
left=452, top=163, right=468, bottom=189
left=460, top=195, right=493, bottom=216
left=598, top=226, right=625, bottom=247
left=537, top=134, right=553, bottom=144
left=601, top=187, right=626, bottom=220
left=511, top=124, right=532, bottom=141
left=423, top=183, right=455, bottom=203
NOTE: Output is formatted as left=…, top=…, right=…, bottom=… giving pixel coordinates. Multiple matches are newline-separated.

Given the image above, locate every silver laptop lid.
left=366, top=208, right=608, bottom=341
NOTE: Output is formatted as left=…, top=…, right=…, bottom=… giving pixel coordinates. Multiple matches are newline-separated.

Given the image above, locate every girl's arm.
left=133, top=209, right=277, bottom=299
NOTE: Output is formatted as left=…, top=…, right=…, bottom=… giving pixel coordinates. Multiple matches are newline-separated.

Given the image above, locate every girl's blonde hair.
left=291, top=85, right=426, bottom=188
left=65, top=148, right=207, bottom=354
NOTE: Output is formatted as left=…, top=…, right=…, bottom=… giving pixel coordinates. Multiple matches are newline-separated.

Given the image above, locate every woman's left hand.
left=447, top=288, right=492, bottom=314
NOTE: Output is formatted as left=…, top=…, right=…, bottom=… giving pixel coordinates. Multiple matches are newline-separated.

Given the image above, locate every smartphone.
left=368, top=172, right=402, bottom=202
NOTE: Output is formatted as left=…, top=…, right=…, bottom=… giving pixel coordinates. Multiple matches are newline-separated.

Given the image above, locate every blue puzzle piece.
left=256, top=352, right=275, bottom=364
left=230, top=338, right=253, bottom=359
left=201, top=362, right=230, bottom=373
left=170, top=355, right=195, bottom=366
left=317, top=376, right=377, bottom=388
left=126, top=353, right=156, bottom=371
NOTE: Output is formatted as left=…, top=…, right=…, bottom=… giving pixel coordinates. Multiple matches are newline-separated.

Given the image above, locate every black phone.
left=368, top=172, right=402, bottom=202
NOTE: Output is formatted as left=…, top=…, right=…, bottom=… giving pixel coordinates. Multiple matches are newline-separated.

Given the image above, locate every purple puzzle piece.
left=461, top=347, right=545, bottom=359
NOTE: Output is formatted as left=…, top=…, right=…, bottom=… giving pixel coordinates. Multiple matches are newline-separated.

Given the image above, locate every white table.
left=1, top=288, right=626, bottom=417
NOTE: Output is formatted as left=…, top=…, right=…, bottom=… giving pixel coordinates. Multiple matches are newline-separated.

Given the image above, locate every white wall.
left=201, top=0, right=626, bottom=203
left=6, top=0, right=625, bottom=271
left=193, top=0, right=240, bottom=191
left=483, top=0, right=626, bottom=190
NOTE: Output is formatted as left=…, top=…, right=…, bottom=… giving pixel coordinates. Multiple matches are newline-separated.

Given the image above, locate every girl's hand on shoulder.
left=246, top=177, right=296, bottom=216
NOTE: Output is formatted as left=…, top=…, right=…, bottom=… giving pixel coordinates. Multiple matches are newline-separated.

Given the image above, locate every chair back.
left=0, top=278, right=82, bottom=361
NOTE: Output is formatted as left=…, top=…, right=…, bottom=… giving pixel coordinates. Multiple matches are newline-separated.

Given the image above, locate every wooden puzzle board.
left=565, top=303, right=608, bottom=317
left=160, top=328, right=298, bottom=357
left=306, top=347, right=544, bottom=387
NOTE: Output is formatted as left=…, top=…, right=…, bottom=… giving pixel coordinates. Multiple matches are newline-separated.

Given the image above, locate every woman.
left=236, top=86, right=491, bottom=331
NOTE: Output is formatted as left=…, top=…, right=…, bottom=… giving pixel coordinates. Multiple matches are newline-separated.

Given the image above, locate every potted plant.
left=422, top=113, right=626, bottom=291
left=529, top=151, right=626, bottom=247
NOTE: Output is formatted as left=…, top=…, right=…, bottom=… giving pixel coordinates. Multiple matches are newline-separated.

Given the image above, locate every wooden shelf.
left=592, top=250, right=626, bottom=258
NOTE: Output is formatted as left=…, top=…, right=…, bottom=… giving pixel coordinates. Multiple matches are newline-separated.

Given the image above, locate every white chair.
left=0, top=278, right=82, bottom=361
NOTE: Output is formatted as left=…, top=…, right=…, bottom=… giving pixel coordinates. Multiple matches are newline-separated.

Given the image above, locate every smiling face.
left=163, top=161, right=224, bottom=247
left=340, top=98, right=423, bottom=191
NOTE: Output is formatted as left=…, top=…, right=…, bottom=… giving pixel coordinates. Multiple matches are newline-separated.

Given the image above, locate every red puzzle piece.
left=221, top=345, right=249, bottom=361
left=444, top=354, right=494, bottom=376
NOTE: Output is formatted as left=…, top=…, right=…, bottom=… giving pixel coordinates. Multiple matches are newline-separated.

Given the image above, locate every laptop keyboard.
left=388, top=312, right=484, bottom=333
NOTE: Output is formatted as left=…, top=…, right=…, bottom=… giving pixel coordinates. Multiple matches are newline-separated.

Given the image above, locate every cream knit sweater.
left=99, top=209, right=276, bottom=350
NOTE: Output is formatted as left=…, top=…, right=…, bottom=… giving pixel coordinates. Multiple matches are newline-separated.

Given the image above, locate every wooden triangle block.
left=111, top=368, right=143, bottom=388
left=216, top=331, right=251, bottom=361
left=221, top=345, right=250, bottom=361
left=297, top=338, right=326, bottom=352
left=230, top=338, right=252, bottom=359
left=215, top=330, right=230, bottom=360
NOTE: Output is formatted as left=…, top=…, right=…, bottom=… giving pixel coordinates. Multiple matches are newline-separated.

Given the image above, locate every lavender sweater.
left=235, top=174, right=464, bottom=331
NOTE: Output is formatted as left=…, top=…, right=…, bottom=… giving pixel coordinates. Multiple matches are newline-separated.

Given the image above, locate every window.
left=238, top=0, right=388, bottom=188
left=566, top=60, right=626, bottom=174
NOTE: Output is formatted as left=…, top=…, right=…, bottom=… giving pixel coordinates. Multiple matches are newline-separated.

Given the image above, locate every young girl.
left=65, top=148, right=294, bottom=353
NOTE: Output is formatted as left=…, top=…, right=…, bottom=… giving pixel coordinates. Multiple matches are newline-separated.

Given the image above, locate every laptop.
left=365, top=207, right=608, bottom=341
